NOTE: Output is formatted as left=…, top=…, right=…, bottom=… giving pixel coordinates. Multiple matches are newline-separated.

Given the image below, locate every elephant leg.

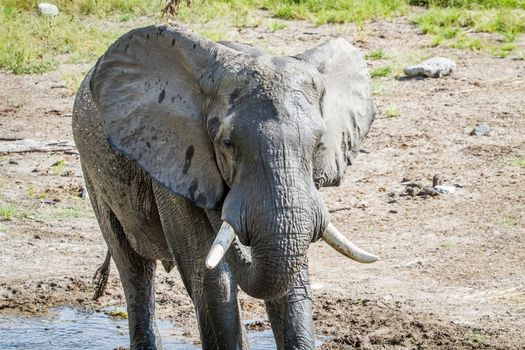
left=153, top=185, right=245, bottom=349
left=85, top=173, right=160, bottom=350
left=265, top=261, right=315, bottom=350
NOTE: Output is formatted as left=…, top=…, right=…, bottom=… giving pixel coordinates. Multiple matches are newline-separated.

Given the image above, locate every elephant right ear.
left=296, top=38, right=376, bottom=188
left=90, top=25, right=232, bottom=209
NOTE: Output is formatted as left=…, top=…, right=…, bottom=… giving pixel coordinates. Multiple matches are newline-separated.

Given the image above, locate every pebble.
left=404, top=57, right=456, bottom=78
left=434, top=185, right=456, bottom=194
left=470, top=124, right=491, bottom=136
left=310, top=282, right=325, bottom=290
left=37, top=3, right=59, bottom=17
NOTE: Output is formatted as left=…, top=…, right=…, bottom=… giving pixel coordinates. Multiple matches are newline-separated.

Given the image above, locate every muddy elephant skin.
left=72, top=24, right=375, bottom=350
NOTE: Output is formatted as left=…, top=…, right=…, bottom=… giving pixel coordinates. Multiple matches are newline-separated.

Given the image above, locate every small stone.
left=404, top=260, right=424, bottom=268
left=434, top=185, right=456, bottom=194
left=470, top=124, right=491, bottom=136
left=310, top=282, right=325, bottom=290
left=404, top=57, right=456, bottom=78
left=33, top=234, right=41, bottom=240
left=37, top=3, right=59, bottom=17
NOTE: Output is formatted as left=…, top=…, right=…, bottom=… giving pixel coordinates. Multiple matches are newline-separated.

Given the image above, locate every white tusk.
left=323, top=223, right=379, bottom=263
left=205, top=221, right=236, bottom=269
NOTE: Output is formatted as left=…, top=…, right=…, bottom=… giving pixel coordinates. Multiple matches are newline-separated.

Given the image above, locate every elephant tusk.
left=205, top=221, right=236, bottom=269
left=323, top=223, right=379, bottom=263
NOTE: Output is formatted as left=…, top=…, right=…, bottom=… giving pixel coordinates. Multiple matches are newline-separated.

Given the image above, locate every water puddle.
left=0, top=307, right=327, bottom=349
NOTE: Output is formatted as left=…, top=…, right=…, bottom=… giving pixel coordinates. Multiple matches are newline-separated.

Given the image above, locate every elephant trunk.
left=217, top=173, right=325, bottom=298
left=226, top=216, right=312, bottom=300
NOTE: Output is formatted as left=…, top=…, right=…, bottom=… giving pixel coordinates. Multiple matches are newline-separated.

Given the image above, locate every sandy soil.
left=1, top=16, right=524, bottom=349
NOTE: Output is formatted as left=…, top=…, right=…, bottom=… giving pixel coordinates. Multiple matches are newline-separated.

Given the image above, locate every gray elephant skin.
left=72, top=24, right=376, bottom=350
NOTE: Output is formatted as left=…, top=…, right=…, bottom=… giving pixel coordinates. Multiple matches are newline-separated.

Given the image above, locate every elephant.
left=72, top=24, right=378, bottom=350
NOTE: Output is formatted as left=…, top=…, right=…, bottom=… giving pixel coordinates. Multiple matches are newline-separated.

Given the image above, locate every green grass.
left=0, top=9, right=121, bottom=74
left=413, top=7, right=525, bottom=56
left=370, top=66, right=393, bottom=78
left=268, top=20, right=287, bottom=32
left=465, top=329, right=488, bottom=345
left=50, top=160, right=67, bottom=176
left=365, top=49, right=388, bottom=60
left=1, top=0, right=524, bottom=74
left=28, top=206, right=95, bottom=221
left=511, top=159, right=525, bottom=168
left=410, top=0, right=524, bottom=9
left=0, top=205, right=19, bottom=221
left=438, top=241, right=455, bottom=249
left=0, top=201, right=94, bottom=222
left=496, top=215, right=517, bottom=227
left=104, top=309, right=128, bottom=319
left=268, top=0, right=409, bottom=25
left=385, top=106, right=400, bottom=118
left=2, top=0, right=162, bottom=17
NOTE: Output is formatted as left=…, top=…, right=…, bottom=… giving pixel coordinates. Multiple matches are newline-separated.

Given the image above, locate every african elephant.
left=72, top=24, right=378, bottom=350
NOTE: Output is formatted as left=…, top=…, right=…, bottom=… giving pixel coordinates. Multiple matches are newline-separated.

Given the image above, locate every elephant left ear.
left=296, top=38, right=376, bottom=187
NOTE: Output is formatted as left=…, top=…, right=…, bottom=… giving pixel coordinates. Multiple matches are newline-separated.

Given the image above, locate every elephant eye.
left=222, top=139, right=232, bottom=148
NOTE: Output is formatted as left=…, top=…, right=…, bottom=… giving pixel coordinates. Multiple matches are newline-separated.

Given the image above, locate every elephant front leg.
left=153, top=186, right=245, bottom=349
left=265, top=262, right=315, bottom=350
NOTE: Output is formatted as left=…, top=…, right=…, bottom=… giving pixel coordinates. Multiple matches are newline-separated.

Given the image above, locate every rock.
left=404, top=57, right=456, bottom=78
left=310, top=282, right=325, bottom=290
left=404, top=260, right=424, bottom=268
left=470, top=124, right=491, bottom=136
left=434, top=185, right=456, bottom=194
left=37, top=3, right=59, bottom=17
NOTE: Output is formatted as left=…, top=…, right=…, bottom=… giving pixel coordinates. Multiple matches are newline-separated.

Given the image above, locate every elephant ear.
left=296, top=38, right=376, bottom=187
left=90, top=25, right=232, bottom=208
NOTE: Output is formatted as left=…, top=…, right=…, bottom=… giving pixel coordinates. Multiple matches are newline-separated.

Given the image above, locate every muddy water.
left=0, top=307, right=326, bottom=349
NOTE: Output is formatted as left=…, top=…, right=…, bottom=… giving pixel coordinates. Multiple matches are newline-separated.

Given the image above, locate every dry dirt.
left=1, top=17, right=524, bottom=349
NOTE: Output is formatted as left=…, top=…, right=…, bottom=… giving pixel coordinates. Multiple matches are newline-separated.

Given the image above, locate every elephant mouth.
left=205, top=221, right=379, bottom=270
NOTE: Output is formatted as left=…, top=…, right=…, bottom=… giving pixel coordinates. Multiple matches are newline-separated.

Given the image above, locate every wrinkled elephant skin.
left=72, top=24, right=376, bottom=350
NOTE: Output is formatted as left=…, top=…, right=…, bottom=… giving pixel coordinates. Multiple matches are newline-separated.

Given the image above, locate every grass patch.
left=496, top=215, right=517, bottom=227
left=62, top=71, right=86, bottom=94
left=0, top=205, right=19, bottom=221
left=438, top=241, right=455, bottom=249
left=465, top=329, right=489, bottom=345
left=0, top=9, right=122, bottom=73
left=2, top=1, right=524, bottom=74
left=365, top=49, right=388, bottom=60
left=50, top=160, right=67, bottom=176
left=198, top=29, right=227, bottom=42
left=32, top=206, right=96, bottom=221
left=2, top=0, right=161, bottom=17
left=370, top=66, right=393, bottom=78
left=269, top=0, right=409, bottom=25
left=268, top=20, right=287, bottom=32
left=413, top=7, right=525, bottom=56
left=0, top=201, right=94, bottom=222
left=385, top=106, right=400, bottom=118
left=511, top=159, right=525, bottom=168
left=105, top=309, right=129, bottom=319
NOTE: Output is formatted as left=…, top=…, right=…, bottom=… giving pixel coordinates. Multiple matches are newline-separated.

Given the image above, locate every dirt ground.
left=1, top=16, right=524, bottom=349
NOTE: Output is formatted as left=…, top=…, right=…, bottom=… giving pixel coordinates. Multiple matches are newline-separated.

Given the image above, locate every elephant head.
left=90, top=25, right=377, bottom=300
